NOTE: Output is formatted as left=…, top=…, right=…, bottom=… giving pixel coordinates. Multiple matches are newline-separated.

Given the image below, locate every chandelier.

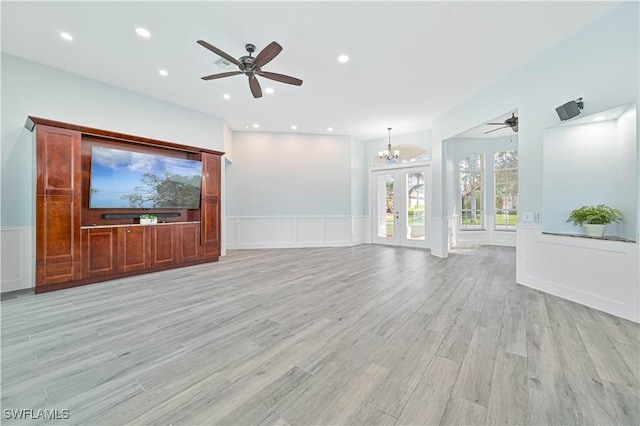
left=378, top=127, right=399, bottom=160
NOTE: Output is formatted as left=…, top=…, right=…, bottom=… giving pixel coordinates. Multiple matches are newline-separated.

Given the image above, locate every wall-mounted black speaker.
left=556, top=100, right=582, bottom=121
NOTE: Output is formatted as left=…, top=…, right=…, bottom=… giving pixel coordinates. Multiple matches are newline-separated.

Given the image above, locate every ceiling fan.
left=484, top=113, right=518, bottom=134
left=197, top=40, right=303, bottom=98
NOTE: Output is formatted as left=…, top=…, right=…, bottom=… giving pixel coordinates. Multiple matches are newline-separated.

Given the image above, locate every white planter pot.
left=140, top=218, right=157, bottom=225
left=583, top=224, right=606, bottom=238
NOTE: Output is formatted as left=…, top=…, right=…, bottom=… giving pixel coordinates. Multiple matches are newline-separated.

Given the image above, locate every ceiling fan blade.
left=249, top=75, right=262, bottom=98
left=486, top=122, right=506, bottom=125
left=483, top=125, right=509, bottom=134
left=254, top=41, right=283, bottom=69
left=197, top=40, right=242, bottom=67
left=259, top=71, right=303, bottom=86
left=201, top=71, right=243, bottom=81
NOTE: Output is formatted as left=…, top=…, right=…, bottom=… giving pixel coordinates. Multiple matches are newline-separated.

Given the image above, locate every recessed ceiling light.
left=158, top=69, right=168, bottom=77
left=338, top=55, right=349, bottom=63
left=60, top=32, right=73, bottom=41
left=223, top=94, right=231, bottom=100
left=593, top=116, right=606, bottom=122
left=265, top=87, right=275, bottom=94
left=253, top=124, right=260, bottom=128
left=327, top=127, right=334, bottom=132
left=136, top=27, right=151, bottom=38
left=291, top=125, right=297, bottom=130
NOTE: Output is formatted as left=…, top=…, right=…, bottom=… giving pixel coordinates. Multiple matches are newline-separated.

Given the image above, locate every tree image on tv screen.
left=121, top=172, right=201, bottom=208
left=89, top=146, right=202, bottom=209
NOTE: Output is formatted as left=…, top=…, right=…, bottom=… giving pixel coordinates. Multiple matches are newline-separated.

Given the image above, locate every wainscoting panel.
left=226, top=217, right=238, bottom=247
left=1, top=226, right=33, bottom=292
left=517, top=224, right=639, bottom=322
left=227, top=216, right=366, bottom=249
left=237, top=218, right=269, bottom=248
left=352, top=216, right=367, bottom=244
left=325, top=217, right=350, bottom=243
left=267, top=217, right=297, bottom=245
left=297, top=217, right=324, bottom=244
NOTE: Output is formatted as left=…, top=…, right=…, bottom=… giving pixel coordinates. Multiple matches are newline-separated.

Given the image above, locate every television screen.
left=89, top=146, right=203, bottom=209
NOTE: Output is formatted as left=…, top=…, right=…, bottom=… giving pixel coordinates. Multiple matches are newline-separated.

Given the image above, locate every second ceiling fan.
left=197, top=40, right=303, bottom=98
left=484, top=113, right=519, bottom=134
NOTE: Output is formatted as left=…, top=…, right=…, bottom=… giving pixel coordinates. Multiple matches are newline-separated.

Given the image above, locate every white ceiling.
left=0, top=1, right=620, bottom=141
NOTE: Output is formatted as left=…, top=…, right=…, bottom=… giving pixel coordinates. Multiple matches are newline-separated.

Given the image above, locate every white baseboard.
left=1, top=226, right=33, bottom=293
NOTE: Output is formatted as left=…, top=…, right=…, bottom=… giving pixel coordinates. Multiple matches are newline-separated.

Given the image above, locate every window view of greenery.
left=460, top=154, right=484, bottom=230
left=494, top=151, right=518, bottom=230
left=384, top=176, right=394, bottom=237
left=407, top=172, right=425, bottom=240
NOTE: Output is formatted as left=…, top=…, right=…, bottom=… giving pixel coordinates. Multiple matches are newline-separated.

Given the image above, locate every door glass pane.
left=377, top=174, right=394, bottom=238
left=406, top=171, right=425, bottom=240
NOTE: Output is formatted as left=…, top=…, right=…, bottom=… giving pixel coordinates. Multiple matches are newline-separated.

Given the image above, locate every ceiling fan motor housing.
left=198, top=39, right=303, bottom=98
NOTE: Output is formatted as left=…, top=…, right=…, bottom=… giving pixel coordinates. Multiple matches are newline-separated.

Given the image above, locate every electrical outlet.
left=521, top=212, right=539, bottom=222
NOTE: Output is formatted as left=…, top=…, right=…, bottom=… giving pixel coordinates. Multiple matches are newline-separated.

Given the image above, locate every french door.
left=372, top=166, right=430, bottom=248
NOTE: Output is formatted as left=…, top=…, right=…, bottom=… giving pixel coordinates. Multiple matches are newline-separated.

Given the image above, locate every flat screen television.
left=89, top=146, right=203, bottom=209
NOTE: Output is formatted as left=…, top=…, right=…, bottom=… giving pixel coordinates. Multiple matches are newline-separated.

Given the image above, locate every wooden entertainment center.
left=26, top=117, right=224, bottom=294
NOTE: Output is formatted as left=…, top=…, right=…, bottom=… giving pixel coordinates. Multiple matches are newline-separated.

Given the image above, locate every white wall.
left=617, top=104, right=638, bottom=240
left=222, top=121, right=234, bottom=163
left=226, top=132, right=352, bottom=216
left=350, top=136, right=366, bottom=216
left=542, top=115, right=636, bottom=240
left=432, top=3, right=639, bottom=321
left=1, top=54, right=227, bottom=291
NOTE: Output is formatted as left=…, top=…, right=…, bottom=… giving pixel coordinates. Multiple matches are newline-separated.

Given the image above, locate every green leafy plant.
left=139, top=214, right=157, bottom=220
left=566, top=204, right=622, bottom=226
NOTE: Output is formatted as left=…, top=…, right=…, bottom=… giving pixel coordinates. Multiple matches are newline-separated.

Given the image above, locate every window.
left=494, top=151, right=518, bottom=230
left=459, top=154, right=484, bottom=230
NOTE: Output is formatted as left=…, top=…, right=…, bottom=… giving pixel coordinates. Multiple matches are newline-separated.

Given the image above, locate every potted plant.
left=566, top=204, right=622, bottom=237
left=139, top=214, right=157, bottom=225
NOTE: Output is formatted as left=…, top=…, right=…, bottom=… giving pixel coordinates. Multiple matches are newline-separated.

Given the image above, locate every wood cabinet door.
left=82, top=228, right=117, bottom=278
left=35, top=195, right=82, bottom=285
left=177, top=223, right=201, bottom=263
left=118, top=226, right=150, bottom=272
left=201, top=153, right=221, bottom=258
left=35, top=126, right=83, bottom=286
left=151, top=225, right=175, bottom=267
left=36, top=125, right=81, bottom=196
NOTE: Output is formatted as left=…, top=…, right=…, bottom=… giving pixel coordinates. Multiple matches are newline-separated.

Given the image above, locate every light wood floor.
left=1, top=245, right=638, bottom=425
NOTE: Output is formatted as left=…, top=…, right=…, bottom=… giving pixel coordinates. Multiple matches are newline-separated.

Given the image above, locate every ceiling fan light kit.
left=198, top=40, right=303, bottom=98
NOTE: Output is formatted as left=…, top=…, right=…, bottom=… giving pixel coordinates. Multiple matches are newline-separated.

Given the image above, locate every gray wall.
left=226, top=132, right=352, bottom=216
